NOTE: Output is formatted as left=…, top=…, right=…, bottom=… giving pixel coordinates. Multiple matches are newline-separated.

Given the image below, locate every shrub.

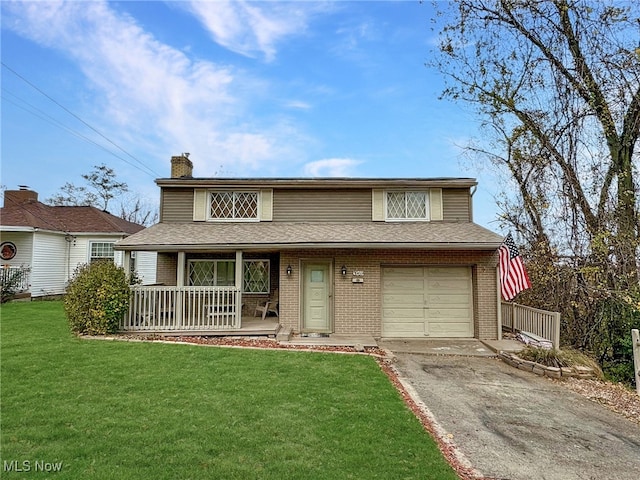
left=1, top=267, right=30, bottom=303
left=64, top=261, right=131, bottom=335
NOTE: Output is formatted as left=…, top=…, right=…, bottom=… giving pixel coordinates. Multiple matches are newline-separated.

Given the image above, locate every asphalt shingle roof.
left=115, top=221, right=503, bottom=251
left=0, top=200, right=144, bottom=234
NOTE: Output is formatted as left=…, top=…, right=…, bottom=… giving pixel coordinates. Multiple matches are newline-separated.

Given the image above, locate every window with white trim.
left=188, top=259, right=271, bottom=293
left=243, top=260, right=270, bottom=294
left=209, top=191, right=258, bottom=221
left=188, top=260, right=235, bottom=286
left=89, top=242, right=115, bottom=263
left=386, top=191, right=429, bottom=221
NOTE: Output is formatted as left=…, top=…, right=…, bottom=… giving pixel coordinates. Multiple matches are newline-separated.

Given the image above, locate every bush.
left=64, top=261, right=131, bottom=335
left=1, top=267, right=30, bottom=303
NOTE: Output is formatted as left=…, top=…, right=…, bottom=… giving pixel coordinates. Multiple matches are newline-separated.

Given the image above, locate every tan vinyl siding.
left=443, top=188, right=471, bottom=222
left=273, top=189, right=371, bottom=222
left=161, top=188, right=194, bottom=223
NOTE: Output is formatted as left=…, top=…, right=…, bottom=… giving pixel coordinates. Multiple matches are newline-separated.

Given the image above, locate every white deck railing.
left=501, top=302, right=561, bottom=349
left=122, top=285, right=242, bottom=332
left=1, top=266, right=30, bottom=292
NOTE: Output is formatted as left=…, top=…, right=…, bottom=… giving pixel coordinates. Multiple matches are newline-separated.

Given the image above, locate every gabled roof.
left=0, top=200, right=144, bottom=235
left=115, top=221, right=503, bottom=251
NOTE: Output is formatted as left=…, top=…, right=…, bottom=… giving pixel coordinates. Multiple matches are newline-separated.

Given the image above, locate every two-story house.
left=116, top=155, right=504, bottom=340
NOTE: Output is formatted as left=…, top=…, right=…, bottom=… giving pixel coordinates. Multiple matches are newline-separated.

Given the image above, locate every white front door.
left=302, top=262, right=331, bottom=332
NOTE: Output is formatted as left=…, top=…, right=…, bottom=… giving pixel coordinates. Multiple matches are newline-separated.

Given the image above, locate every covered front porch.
left=121, top=285, right=281, bottom=336
left=121, top=250, right=281, bottom=335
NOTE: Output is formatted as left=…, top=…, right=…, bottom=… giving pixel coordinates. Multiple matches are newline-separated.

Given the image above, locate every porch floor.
left=126, top=316, right=281, bottom=337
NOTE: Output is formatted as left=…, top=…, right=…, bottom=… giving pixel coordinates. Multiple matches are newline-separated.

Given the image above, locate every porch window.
left=188, top=260, right=235, bottom=286
left=386, top=191, right=429, bottom=221
left=243, top=260, right=270, bottom=294
left=209, top=191, right=258, bottom=221
left=89, top=242, right=115, bottom=263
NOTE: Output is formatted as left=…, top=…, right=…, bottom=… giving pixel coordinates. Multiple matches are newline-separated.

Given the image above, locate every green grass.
left=0, top=301, right=457, bottom=479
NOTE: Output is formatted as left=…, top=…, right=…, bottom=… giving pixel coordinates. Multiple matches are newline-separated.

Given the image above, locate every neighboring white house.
left=0, top=187, right=156, bottom=298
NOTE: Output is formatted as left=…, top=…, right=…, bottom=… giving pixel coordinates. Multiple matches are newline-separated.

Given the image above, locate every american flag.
left=499, top=233, right=532, bottom=301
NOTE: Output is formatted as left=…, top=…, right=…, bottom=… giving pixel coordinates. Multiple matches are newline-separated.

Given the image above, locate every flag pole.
left=496, top=265, right=502, bottom=340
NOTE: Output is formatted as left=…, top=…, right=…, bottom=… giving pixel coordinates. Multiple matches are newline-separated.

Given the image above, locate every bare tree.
left=432, top=0, right=640, bottom=381
left=46, top=165, right=157, bottom=226
left=81, top=164, right=128, bottom=211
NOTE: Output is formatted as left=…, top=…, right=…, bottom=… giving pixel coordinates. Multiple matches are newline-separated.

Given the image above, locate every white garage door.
left=382, top=267, right=473, bottom=337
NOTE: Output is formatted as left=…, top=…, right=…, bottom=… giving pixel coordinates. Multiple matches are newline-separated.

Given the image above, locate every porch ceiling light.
left=341, top=265, right=347, bottom=276
left=286, top=265, right=292, bottom=276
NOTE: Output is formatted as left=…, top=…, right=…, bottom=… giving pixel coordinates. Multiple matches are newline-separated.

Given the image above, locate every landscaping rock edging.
left=499, top=351, right=597, bottom=379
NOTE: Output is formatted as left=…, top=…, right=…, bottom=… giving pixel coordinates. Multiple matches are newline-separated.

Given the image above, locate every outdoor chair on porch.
left=254, top=289, right=279, bottom=320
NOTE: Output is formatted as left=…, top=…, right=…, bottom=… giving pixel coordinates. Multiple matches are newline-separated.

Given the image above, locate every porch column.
left=176, top=251, right=186, bottom=327
left=235, top=250, right=243, bottom=327
left=177, top=252, right=186, bottom=286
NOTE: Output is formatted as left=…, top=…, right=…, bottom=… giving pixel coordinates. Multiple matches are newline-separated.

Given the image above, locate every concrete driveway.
left=391, top=351, right=640, bottom=480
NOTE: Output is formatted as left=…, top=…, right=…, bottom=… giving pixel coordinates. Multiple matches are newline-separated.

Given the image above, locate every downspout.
left=64, top=233, right=74, bottom=287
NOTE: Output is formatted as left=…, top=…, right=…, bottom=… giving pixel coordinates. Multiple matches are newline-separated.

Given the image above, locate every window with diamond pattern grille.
left=386, top=191, right=428, bottom=220
left=188, top=260, right=235, bottom=286
left=209, top=191, right=258, bottom=220
left=243, top=260, right=270, bottom=293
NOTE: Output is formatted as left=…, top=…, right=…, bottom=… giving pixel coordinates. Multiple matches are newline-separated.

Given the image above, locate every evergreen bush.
left=64, top=261, right=131, bottom=335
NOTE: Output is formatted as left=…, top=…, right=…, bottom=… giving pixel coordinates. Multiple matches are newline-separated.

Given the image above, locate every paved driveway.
left=392, top=353, right=640, bottom=480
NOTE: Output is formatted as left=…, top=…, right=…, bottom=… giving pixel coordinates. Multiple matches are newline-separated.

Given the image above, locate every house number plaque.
left=352, top=270, right=364, bottom=283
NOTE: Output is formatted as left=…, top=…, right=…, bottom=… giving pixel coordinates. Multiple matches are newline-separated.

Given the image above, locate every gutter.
left=115, top=242, right=503, bottom=252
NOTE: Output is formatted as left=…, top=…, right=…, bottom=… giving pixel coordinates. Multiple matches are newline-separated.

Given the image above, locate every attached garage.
left=382, top=266, right=473, bottom=337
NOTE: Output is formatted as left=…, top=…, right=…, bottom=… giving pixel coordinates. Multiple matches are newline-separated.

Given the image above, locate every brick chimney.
left=171, top=153, right=193, bottom=178
left=4, top=186, right=38, bottom=207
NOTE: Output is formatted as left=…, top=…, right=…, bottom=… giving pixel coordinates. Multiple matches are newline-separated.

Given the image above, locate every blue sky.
left=1, top=1, right=501, bottom=229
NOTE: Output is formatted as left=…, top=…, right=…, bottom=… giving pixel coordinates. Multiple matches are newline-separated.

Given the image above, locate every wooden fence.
left=501, top=302, right=561, bottom=349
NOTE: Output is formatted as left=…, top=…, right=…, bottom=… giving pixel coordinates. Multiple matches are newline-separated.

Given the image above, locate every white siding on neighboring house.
left=0, top=231, right=34, bottom=268
left=60, top=234, right=134, bottom=293
left=133, top=251, right=157, bottom=285
left=31, top=232, right=68, bottom=296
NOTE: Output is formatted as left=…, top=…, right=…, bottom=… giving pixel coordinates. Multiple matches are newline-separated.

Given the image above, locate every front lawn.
left=0, top=301, right=458, bottom=479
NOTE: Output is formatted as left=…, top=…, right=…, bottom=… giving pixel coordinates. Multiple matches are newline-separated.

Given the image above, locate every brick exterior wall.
left=156, top=253, right=177, bottom=285
left=279, top=248, right=499, bottom=339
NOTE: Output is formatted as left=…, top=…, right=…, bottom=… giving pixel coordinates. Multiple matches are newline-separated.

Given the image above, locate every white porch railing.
left=1, top=265, right=30, bottom=292
left=501, top=302, right=561, bottom=349
left=122, top=285, right=242, bottom=332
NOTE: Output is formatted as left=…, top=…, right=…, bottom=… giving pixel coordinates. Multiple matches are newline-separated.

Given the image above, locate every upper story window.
left=90, top=242, right=115, bottom=263
left=386, top=191, right=429, bottom=221
left=209, top=191, right=258, bottom=221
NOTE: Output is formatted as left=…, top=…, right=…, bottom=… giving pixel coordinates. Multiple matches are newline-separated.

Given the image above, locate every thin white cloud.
left=2, top=0, right=309, bottom=176
left=284, top=100, right=312, bottom=110
left=182, top=1, right=329, bottom=62
left=303, top=158, right=363, bottom=177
